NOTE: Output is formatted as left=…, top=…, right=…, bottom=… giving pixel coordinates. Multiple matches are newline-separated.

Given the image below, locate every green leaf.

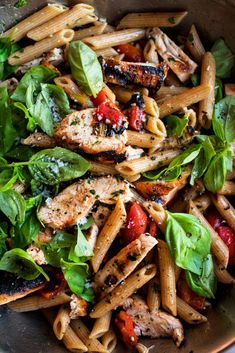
left=68, top=40, right=103, bottom=97
left=61, top=259, right=94, bottom=301
left=164, top=165, right=182, bottom=182
left=186, top=254, right=217, bottom=298
left=167, top=144, right=202, bottom=170
left=14, top=0, right=28, bottom=8
left=69, top=226, right=93, bottom=262
left=0, top=222, right=8, bottom=259
left=142, top=167, right=167, bottom=181
left=0, top=87, right=17, bottom=154
left=28, top=147, right=90, bottom=185
left=0, top=37, right=19, bottom=80
left=0, top=189, right=25, bottom=224
left=190, top=73, right=200, bottom=87
left=163, top=115, right=188, bottom=137
left=11, top=65, right=57, bottom=103
left=0, top=248, right=49, bottom=280
left=211, top=38, right=234, bottom=79
left=4, top=145, right=36, bottom=161
left=13, top=102, right=36, bottom=132
left=215, top=78, right=223, bottom=103
left=213, top=96, right=235, bottom=143
left=80, top=216, right=94, bottom=230
left=165, top=211, right=211, bottom=275
left=0, top=169, right=18, bottom=192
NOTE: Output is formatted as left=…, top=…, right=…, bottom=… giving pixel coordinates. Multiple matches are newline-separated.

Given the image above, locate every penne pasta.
left=159, top=84, right=210, bottom=118
left=91, top=197, right=126, bottom=273
left=143, top=201, right=166, bottom=233
left=176, top=296, right=207, bottom=324
left=118, top=12, right=188, bottom=29
left=143, top=96, right=159, bottom=117
left=147, top=277, right=161, bottom=312
left=185, top=24, right=206, bottom=64
left=27, top=4, right=95, bottom=41
left=157, top=240, right=177, bottom=316
left=89, top=162, right=118, bottom=175
left=89, top=312, right=112, bottom=339
left=198, top=52, right=216, bottom=129
left=143, top=39, right=159, bottom=65
left=210, top=194, right=235, bottom=232
left=218, top=181, right=235, bottom=195
left=95, top=47, right=119, bottom=57
left=213, top=260, right=235, bottom=284
left=8, top=29, right=74, bottom=66
left=144, top=116, right=167, bottom=137
left=3, top=4, right=68, bottom=42
left=90, top=264, right=157, bottom=318
left=115, top=149, right=181, bottom=176
left=126, top=130, right=164, bottom=148
left=193, top=193, right=212, bottom=213
left=156, top=85, right=188, bottom=102
left=53, top=305, right=71, bottom=340
left=101, top=328, right=117, bottom=353
left=83, top=28, right=146, bottom=50
left=73, top=22, right=107, bottom=41
left=8, top=293, right=71, bottom=312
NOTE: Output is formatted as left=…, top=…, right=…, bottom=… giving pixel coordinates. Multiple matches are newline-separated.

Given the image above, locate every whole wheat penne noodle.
left=110, top=85, right=133, bottom=103
left=147, top=278, right=161, bottom=312
left=53, top=305, right=71, bottom=340
left=213, top=260, right=235, bottom=284
left=8, top=29, right=74, bottom=66
left=23, top=132, right=56, bottom=149
left=149, top=135, right=195, bottom=154
left=54, top=75, right=92, bottom=108
left=95, top=233, right=157, bottom=297
left=125, top=173, right=141, bottom=182
left=188, top=200, right=229, bottom=268
left=101, top=328, right=117, bottom=353
left=95, top=47, right=119, bottom=57
left=144, top=116, right=167, bottom=137
left=91, top=198, right=126, bottom=273
left=90, top=264, right=157, bottom=318
left=176, top=296, right=207, bottom=324
left=211, top=194, right=235, bottom=232
left=143, top=39, right=159, bottom=65
left=156, top=85, right=188, bottom=102
left=89, top=162, right=118, bottom=175
left=193, top=193, right=212, bottom=213
left=8, top=293, right=71, bottom=312
left=159, top=84, right=210, bottom=118
left=183, top=107, right=197, bottom=128
left=198, top=52, right=216, bottom=129
left=143, top=202, right=166, bottom=233
left=164, top=70, right=182, bottom=87
left=126, top=130, right=164, bottom=148
left=157, top=239, right=177, bottom=316
left=118, top=12, right=188, bottom=29
left=73, top=22, right=107, bottom=41
left=218, top=181, right=235, bottom=195
left=89, top=312, right=112, bottom=339
left=70, top=318, right=108, bottom=353
left=83, top=28, right=146, bottom=50
left=143, top=96, right=159, bottom=117
left=185, top=24, right=205, bottom=64
left=3, top=4, right=67, bottom=42
left=102, top=83, right=116, bottom=102
left=115, top=149, right=180, bottom=176
left=27, top=4, right=94, bottom=41
left=42, top=309, right=88, bottom=353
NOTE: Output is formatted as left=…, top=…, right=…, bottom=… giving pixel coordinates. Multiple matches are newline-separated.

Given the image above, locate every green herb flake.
left=168, top=17, right=176, bottom=24
left=187, top=33, right=194, bottom=43
left=14, top=0, right=28, bottom=8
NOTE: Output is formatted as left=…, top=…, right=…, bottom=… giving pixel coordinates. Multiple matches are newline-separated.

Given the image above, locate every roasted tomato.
left=123, top=202, right=148, bottom=244
left=148, top=220, right=157, bottom=237
left=177, top=273, right=205, bottom=310
left=41, top=269, right=67, bottom=299
left=126, top=93, right=145, bottom=131
left=116, top=43, right=143, bottom=62
left=115, top=311, right=138, bottom=347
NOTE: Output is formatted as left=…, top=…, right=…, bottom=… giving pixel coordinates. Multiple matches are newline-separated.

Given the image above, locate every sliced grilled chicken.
left=54, top=109, right=127, bottom=154
left=0, top=271, right=45, bottom=305
left=123, top=295, right=184, bottom=347
left=38, top=176, right=132, bottom=229
left=134, top=168, right=190, bottom=205
left=27, top=244, right=47, bottom=265
left=148, top=28, right=197, bottom=82
left=94, top=233, right=157, bottom=298
left=100, top=57, right=168, bottom=89
left=91, top=204, right=112, bottom=228
left=69, top=294, right=88, bottom=319
left=23, top=132, right=56, bottom=148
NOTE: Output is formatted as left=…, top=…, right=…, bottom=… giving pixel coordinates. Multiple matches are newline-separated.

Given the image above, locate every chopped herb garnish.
left=187, top=33, right=194, bottom=43
left=168, top=56, right=176, bottom=62
left=14, top=0, right=28, bottom=8
left=111, top=189, right=125, bottom=197
left=70, top=119, right=80, bottom=126
left=90, top=189, right=96, bottom=195
left=168, top=17, right=176, bottom=24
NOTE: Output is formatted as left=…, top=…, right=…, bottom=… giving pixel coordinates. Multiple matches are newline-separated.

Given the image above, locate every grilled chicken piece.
left=148, top=28, right=197, bottom=82
left=100, top=57, right=168, bottom=90
left=54, top=109, right=127, bottom=154
left=0, top=77, right=18, bottom=94
left=95, top=234, right=157, bottom=298
left=134, top=168, right=190, bottom=205
left=23, top=132, right=56, bottom=148
left=27, top=244, right=47, bottom=265
left=69, top=294, right=88, bottom=319
left=38, top=176, right=132, bottom=229
left=92, top=204, right=112, bottom=228
left=123, top=295, right=184, bottom=347
left=0, top=271, right=45, bottom=305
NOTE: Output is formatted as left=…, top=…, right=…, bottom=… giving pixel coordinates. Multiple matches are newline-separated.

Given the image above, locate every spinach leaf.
left=0, top=87, right=17, bottom=155
left=211, top=38, right=234, bottom=79
left=0, top=169, right=18, bottom=192
left=0, top=37, right=19, bottom=80
left=186, top=254, right=217, bottom=298
left=28, top=147, right=90, bottom=185
left=68, top=40, right=103, bottom=97
left=213, top=96, right=235, bottom=143
left=13, top=101, right=36, bottom=132
left=0, top=248, right=49, bottom=280
left=11, top=65, right=57, bottom=103
left=163, top=115, right=188, bottom=137
left=69, top=226, right=93, bottom=262
left=61, top=259, right=94, bottom=301
left=0, top=189, right=25, bottom=225
left=215, top=78, right=223, bottom=103
left=165, top=211, right=211, bottom=275
left=0, top=222, right=8, bottom=259
left=4, top=145, right=36, bottom=161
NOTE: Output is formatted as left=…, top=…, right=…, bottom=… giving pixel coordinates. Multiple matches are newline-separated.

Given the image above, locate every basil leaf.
left=215, top=78, right=223, bottom=103
left=0, top=248, right=49, bottom=280
left=165, top=211, right=211, bottom=275
left=203, top=146, right=232, bottom=193
left=186, top=255, right=217, bottom=299
left=0, top=169, right=18, bottom=192
left=164, top=165, right=182, bottom=182
left=163, top=115, right=188, bottom=137
left=0, top=88, right=17, bottom=155
left=61, top=259, right=94, bottom=301
left=190, top=137, right=216, bottom=185
left=68, top=40, right=103, bottom=97
left=4, top=145, right=36, bottom=161
left=167, top=144, right=202, bottom=170
left=29, top=147, right=90, bottom=185
left=0, top=222, right=8, bottom=259
left=213, top=96, right=235, bottom=143
left=0, top=189, right=25, bottom=225
left=211, top=38, right=234, bottom=79
left=142, top=167, right=167, bottom=181
left=69, top=226, right=93, bottom=262
left=11, top=65, right=57, bottom=103
left=13, top=102, right=36, bottom=132
left=0, top=37, right=19, bottom=80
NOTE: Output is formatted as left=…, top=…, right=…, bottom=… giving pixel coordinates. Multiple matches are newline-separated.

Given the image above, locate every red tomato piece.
left=128, top=105, right=145, bottom=131
left=116, top=43, right=143, bottom=62
left=177, top=274, right=205, bottom=310
left=91, top=89, right=107, bottom=106
left=115, top=311, right=138, bottom=347
left=216, top=225, right=235, bottom=265
left=148, top=220, right=157, bottom=237
left=41, top=269, right=67, bottom=299
left=205, top=208, right=223, bottom=230
left=123, top=202, right=148, bottom=244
